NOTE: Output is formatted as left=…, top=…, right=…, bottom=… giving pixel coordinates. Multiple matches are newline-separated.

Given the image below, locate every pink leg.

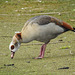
left=39, top=45, right=44, bottom=57
left=35, top=44, right=47, bottom=59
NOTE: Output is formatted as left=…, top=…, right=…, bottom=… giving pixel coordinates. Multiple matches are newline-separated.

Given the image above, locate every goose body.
left=9, top=15, right=75, bottom=59
left=21, top=15, right=70, bottom=43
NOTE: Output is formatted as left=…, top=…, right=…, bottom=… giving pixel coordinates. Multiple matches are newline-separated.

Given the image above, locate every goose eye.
left=11, top=45, right=14, bottom=50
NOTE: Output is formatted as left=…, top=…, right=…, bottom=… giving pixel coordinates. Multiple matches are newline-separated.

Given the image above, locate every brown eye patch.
left=11, top=45, right=14, bottom=50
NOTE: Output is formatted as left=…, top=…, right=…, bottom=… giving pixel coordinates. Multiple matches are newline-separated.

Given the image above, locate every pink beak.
left=11, top=52, right=15, bottom=59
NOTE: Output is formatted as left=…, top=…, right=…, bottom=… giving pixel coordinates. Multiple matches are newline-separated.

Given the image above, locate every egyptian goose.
left=9, top=15, right=75, bottom=59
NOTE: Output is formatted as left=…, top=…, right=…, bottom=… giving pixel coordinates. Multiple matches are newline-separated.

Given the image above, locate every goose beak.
left=11, top=51, right=15, bottom=59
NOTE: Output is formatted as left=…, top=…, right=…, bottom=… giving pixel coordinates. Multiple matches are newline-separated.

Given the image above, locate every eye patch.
left=11, top=45, right=14, bottom=49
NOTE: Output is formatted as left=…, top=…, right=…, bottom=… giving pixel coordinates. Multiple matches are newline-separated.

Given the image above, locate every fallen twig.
left=0, top=12, right=68, bottom=16
left=0, top=36, right=12, bottom=38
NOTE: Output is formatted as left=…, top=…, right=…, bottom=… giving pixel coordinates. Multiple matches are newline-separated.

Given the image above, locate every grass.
left=0, top=0, right=75, bottom=75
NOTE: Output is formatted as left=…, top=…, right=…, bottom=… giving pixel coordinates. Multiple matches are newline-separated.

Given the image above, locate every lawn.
left=0, top=0, right=75, bottom=75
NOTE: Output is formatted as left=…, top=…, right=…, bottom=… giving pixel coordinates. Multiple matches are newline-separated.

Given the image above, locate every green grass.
left=0, top=0, right=75, bottom=75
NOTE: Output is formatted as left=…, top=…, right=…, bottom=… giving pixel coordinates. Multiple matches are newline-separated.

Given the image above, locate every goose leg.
left=35, top=43, right=47, bottom=59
